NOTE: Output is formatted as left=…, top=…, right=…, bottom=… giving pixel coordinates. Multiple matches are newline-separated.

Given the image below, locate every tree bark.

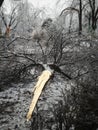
left=0, top=0, right=4, bottom=7
left=89, top=0, right=97, bottom=31
left=79, top=0, right=82, bottom=35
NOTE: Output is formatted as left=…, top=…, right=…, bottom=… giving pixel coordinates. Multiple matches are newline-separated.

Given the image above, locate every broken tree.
left=26, top=65, right=53, bottom=121
left=26, top=64, right=71, bottom=121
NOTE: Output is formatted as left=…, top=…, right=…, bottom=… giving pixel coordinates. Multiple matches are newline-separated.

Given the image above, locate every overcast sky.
left=27, top=0, right=70, bottom=16
left=28, top=0, right=59, bottom=17
left=28, top=0, right=56, bottom=8
left=4, top=0, right=70, bottom=17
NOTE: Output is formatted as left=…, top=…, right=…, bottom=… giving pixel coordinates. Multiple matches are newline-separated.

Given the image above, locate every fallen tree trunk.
left=26, top=64, right=71, bottom=121
left=26, top=69, right=53, bottom=121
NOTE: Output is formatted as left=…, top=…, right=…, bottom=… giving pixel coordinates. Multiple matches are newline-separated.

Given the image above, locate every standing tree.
left=60, top=0, right=83, bottom=34
left=0, top=5, right=19, bottom=37
left=88, top=0, right=98, bottom=31
left=0, top=0, right=4, bottom=7
left=0, top=0, right=4, bottom=35
left=79, top=0, right=82, bottom=34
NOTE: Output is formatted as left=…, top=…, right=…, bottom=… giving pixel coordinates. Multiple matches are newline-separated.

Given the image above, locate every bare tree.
left=0, top=5, right=19, bottom=37
left=60, top=0, right=83, bottom=34
left=88, top=0, right=98, bottom=31
left=0, top=0, right=4, bottom=7
left=59, top=0, right=94, bottom=34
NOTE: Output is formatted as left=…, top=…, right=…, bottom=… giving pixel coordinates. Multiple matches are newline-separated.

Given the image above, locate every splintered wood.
left=26, top=70, right=52, bottom=121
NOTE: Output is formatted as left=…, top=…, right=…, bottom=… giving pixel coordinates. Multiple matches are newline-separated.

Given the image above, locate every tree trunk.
left=0, top=0, right=4, bottom=7
left=79, top=0, right=82, bottom=35
left=89, top=0, right=97, bottom=31
left=26, top=63, right=71, bottom=121
left=92, top=0, right=95, bottom=30
left=27, top=68, right=53, bottom=121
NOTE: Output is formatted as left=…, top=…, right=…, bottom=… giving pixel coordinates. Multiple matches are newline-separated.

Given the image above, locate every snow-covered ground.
left=0, top=83, right=32, bottom=130
left=0, top=76, right=70, bottom=130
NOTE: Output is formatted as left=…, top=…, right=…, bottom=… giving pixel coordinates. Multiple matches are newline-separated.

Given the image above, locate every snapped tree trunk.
left=26, top=64, right=71, bottom=121
left=26, top=69, right=53, bottom=121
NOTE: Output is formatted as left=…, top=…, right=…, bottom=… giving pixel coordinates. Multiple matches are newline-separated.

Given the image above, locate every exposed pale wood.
left=26, top=70, right=52, bottom=121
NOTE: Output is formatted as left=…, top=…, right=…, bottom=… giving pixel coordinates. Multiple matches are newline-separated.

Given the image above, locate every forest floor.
left=0, top=75, right=70, bottom=130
